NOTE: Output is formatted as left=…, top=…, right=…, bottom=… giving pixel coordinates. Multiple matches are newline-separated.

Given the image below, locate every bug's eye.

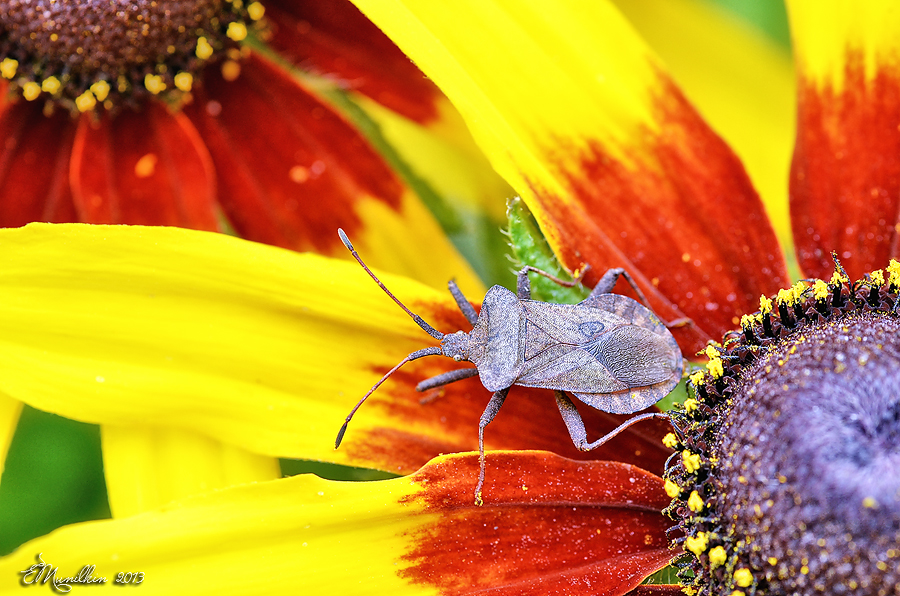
left=453, top=355, right=463, bottom=361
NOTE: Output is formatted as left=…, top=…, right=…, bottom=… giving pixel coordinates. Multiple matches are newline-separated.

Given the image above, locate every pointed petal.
left=184, top=53, right=481, bottom=293
left=0, top=101, right=78, bottom=224
left=101, top=426, right=281, bottom=518
left=613, top=0, right=796, bottom=256
left=787, top=1, right=900, bottom=279
left=264, top=0, right=442, bottom=123
left=0, top=224, right=667, bottom=474
left=70, top=103, right=219, bottom=229
left=350, top=0, right=789, bottom=352
left=0, top=393, right=22, bottom=481
left=0, top=453, right=671, bottom=595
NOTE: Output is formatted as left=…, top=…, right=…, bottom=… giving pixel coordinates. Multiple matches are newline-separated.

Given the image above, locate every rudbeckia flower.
left=2, top=1, right=900, bottom=595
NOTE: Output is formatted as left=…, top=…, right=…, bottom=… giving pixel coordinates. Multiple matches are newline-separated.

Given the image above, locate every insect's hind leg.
left=554, top=391, right=669, bottom=451
left=585, top=268, right=691, bottom=328
left=447, top=280, right=478, bottom=325
left=515, top=265, right=588, bottom=300
left=474, top=386, right=510, bottom=506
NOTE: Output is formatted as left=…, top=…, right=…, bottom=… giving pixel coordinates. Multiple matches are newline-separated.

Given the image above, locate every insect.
left=334, top=228, right=684, bottom=504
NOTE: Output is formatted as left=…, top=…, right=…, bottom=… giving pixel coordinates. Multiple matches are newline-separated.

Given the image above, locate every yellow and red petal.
left=0, top=452, right=672, bottom=595
left=0, top=224, right=665, bottom=475
left=0, top=101, right=78, bottom=225
left=0, top=393, right=21, bottom=480
left=264, top=0, right=443, bottom=124
left=183, top=52, right=480, bottom=292
left=788, top=1, right=900, bottom=279
left=70, top=102, right=220, bottom=230
left=351, top=0, right=789, bottom=353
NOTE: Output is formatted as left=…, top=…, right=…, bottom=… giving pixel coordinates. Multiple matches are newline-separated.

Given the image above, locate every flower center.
left=665, top=261, right=900, bottom=595
left=0, top=0, right=264, bottom=112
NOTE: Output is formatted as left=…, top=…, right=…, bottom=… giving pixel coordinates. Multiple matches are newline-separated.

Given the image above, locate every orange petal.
left=788, top=2, right=900, bottom=279
left=0, top=100, right=78, bottom=224
left=264, top=0, right=442, bottom=124
left=70, top=103, right=219, bottom=229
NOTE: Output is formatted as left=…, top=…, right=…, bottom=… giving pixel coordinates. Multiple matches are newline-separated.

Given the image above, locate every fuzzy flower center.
left=0, top=0, right=264, bottom=112
left=665, top=260, right=900, bottom=595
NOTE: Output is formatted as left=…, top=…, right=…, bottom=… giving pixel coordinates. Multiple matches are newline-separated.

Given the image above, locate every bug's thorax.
left=441, top=330, right=472, bottom=363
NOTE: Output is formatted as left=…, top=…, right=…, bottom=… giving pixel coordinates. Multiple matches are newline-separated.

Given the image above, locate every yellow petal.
left=613, top=0, right=795, bottom=259
left=101, top=425, right=280, bottom=517
left=0, top=392, right=22, bottom=481
left=0, top=223, right=454, bottom=469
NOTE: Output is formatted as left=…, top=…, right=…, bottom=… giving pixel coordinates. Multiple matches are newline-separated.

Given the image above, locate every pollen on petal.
left=0, top=58, right=17, bottom=79
left=247, top=1, right=265, bottom=20
left=689, top=370, right=706, bottom=386
left=683, top=450, right=702, bottom=474
left=662, top=432, right=680, bottom=449
left=812, top=279, right=829, bottom=300
left=870, top=269, right=885, bottom=286
left=41, top=76, right=61, bottom=95
left=665, top=478, right=681, bottom=498
left=685, top=532, right=709, bottom=556
left=90, top=80, right=111, bottom=102
left=688, top=490, right=705, bottom=512
left=196, top=37, right=214, bottom=60
left=144, top=74, right=167, bottom=95
left=709, top=545, right=727, bottom=568
left=706, top=357, right=724, bottom=379
left=684, top=398, right=699, bottom=413
left=226, top=22, right=248, bottom=42
left=22, top=81, right=41, bottom=101
left=733, top=568, right=753, bottom=587
left=174, top=72, right=194, bottom=92
left=134, top=154, right=158, bottom=178
left=221, top=60, right=241, bottom=81
left=75, top=90, right=97, bottom=112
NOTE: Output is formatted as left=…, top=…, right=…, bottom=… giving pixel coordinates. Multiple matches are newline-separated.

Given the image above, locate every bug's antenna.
left=335, top=346, right=442, bottom=448
left=339, top=229, right=444, bottom=340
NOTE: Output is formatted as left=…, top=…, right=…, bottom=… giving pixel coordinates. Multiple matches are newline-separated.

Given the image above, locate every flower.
left=1, top=1, right=900, bottom=595
left=0, top=0, right=491, bottom=288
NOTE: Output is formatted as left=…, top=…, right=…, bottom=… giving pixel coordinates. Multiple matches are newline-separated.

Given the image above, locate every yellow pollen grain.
left=174, top=72, right=193, bottom=92
left=50, top=33, right=58, bottom=42
left=248, top=1, right=265, bottom=20
left=887, top=259, right=900, bottom=288
left=682, top=253, right=691, bottom=263
left=863, top=496, right=878, bottom=509
left=733, top=568, right=753, bottom=587
left=707, top=357, right=724, bottom=379
left=768, top=556, right=778, bottom=565
left=227, top=21, right=248, bottom=42
left=709, top=546, right=727, bottom=568
left=221, top=60, right=241, bottom=81
left=689, top=370, right=705, bottom=386
left=704, top=345, right=720, bottom=359
left=0, top=58, right=18, bottom=79
left=22, top=81, right=41, bottom=101
left=683, top=398, right=699, bottom=413
left=41, top=76, right=61, bottom=94
left=134, top=154, right=158, bottom=178
left=90, top=80, right=110, bottom=102
left=687, top=490, right=704, bottom=512
left=870, top=269, right=885, bottom=286
left=831, top=270, right=848, bottom=285
left=759, top=294, right=772, bottom=314
left=144, top=74, right=166, bottom=94
left=800, top=565, right=809, bottom=574
left=730, top=592, right=745, bottom=596
left=877, top=560, right=888, bottom=571
left=776, top=287, right=794, bottom=306
left=196, top=36, right=214, bottom=60
left=682, top=451, right=701, bottom=474
left=684, top=532, right=708, bottom=556
left=75, top=90, right=96, bottom=112
left=812, top=279, right=829, bottom=300
left=662, top=432, right=679, bottom=449
left=664, top=478, right=681, bottom=498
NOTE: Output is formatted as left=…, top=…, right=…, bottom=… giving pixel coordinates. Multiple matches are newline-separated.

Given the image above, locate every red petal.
left=790, top=55, right=900, bottom=279
left=536, top=78, right=788, bottom=354
left=0, top=101, right=78, bottom=224
left=70, top=102, right=219, bottom=228
left=183, top=52, right=405, bottom=254
left=402, top=452, right=673, bottom=596
left=625, top=587, right=682, bottom=595
left=341, top=302, right=674, bottom=476
left=264, top=0, right=442, bottom=123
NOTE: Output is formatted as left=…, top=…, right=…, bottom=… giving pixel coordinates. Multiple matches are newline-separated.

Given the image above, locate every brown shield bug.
left=334, top=229, right=684, bottom=504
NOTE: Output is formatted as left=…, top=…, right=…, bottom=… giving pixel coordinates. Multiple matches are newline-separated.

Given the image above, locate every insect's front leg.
left=447, top=280, right=478, bottom=325
left=474, top=386, right=510, bottom=506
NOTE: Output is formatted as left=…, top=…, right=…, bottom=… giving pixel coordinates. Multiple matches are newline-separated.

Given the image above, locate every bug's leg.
left=554, top=391, right=669, bottom=450
left=416, top=367, right=479, bottom=391
left=584, top=268, right=692, bottom=328
left=515, top=265, right=586, bottom=300
left=447, top=280, right=478, bottom=325
left=474, top=386, right=510, bottom=506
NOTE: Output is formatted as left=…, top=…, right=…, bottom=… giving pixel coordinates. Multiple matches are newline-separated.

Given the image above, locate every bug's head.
left=440, top=330, right=471, bottom=362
